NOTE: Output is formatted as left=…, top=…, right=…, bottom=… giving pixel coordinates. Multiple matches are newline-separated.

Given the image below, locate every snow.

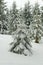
left=0, top=34, right=43, bottom=65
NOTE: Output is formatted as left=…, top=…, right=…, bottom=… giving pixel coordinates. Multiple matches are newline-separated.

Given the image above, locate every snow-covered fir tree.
left=31, top=3, right=43, bottom=43
left=0, top=0, right=7, bottom=34
left=9, top=1, right=18, bottom=34
left=23, top=1, right=32, bottom=28
left=33, top=3, right=40, bottom=15
left=10, top=16, right=32, bottom=56
left=5, top=8, right=11, bottom=34
left=40, top=6, right=43, bottom=36
left=41, top=6, right=43, bottom=26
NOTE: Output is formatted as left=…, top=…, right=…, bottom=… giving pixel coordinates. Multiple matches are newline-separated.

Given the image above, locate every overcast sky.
left=4, top=0, right=43, bottom=9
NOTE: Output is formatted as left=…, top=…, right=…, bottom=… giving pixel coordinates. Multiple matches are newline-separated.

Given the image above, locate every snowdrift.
left=0, top=34, right=43, bottom=65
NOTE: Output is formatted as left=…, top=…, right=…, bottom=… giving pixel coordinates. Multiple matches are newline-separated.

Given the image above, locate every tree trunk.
left=35, top=35, right=39, bottom=43
left=35, top=28, right=39, bottom=43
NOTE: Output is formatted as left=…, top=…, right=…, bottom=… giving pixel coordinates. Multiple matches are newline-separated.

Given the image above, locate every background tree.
left=23, top=1, right=32, bottom=28
left=33, top=3, right=40, bottom=15
left=41, top=6, right=43, bottom=26
left=9, top=1, right=18, bottom=34
left=5, top=8, right=10, bottom=34
left=31, top=3, right=43, bottom=43
left=18, top=8, right=24, bottom=24
left=40, top=6, right=43, bottom=36
left=0, top=0, right=7, bottom=34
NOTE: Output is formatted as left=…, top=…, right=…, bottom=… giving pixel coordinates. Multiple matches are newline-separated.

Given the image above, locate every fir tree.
left=31, top=3, right=43, bottom=43
left=41, top=6, right=43, bottom=26
left=18, top=8, right=24, bottom=24
left=9, top=1, right=18, bottom=34
left=33, top=3, right=40, bottom=15
left=10, top=19, right=32, bottom=56
left=0, top=0, right=7, bottom=34
left=5, top=8, right=10, bottom=34
left=40, top=6, right=43, bottom=36
left=23, top=1, right=32, bottom=28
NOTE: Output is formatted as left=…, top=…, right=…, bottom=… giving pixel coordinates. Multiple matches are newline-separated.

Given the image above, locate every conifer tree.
left=10, top=18, right=32, bottom=56
left=9, top=1, right=18, bottom=34
left=40, top=6, right=43, bottom=36
left=41, top=6, right=43, bottom=26
left=0, top=0, right=7, bottom=34
left=18, top=8, right=24, bottom=24
left=5, top=8, right=10, bottom=34
left=23, top=1, right=32, bottom=28
left=33, top=3, right=40, bottom=15
left=31, top=3, right=43, bottom=43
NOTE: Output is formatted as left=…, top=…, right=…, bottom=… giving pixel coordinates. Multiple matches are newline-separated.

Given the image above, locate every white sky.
left=4, top=0, right=43, bottom=9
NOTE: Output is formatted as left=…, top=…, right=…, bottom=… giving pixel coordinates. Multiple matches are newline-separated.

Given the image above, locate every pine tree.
left=10, top=18, right=32, bottom=56
left=31, top=3, right=43, bottom=43
left=23, top=1, right=32, bottom=28
left=5, top=8, right=10, bottom=34
left=0, top=0, right=7, bottom=34
left=9, top=2, right=18, bottom=34
left=40, top=6, right=43, bottom=36
left=41, top=6, right=43, bottom=26
left=18, top=8, right=24, bottom=24
left=33, top=3, right=40, bottom=15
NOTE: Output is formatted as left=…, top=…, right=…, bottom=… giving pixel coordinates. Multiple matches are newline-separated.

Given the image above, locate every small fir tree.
left=10, top=19, right=32, bottom=56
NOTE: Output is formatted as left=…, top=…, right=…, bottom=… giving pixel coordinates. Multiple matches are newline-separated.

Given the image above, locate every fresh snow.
left=0, top=34, right=43, bottom=65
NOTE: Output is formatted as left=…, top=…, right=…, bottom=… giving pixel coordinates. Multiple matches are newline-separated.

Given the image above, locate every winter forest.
left=0, top=0, right=43, bottom=65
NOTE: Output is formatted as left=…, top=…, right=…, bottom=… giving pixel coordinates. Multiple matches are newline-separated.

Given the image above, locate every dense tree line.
left=0, top=0, right=43, bottom=55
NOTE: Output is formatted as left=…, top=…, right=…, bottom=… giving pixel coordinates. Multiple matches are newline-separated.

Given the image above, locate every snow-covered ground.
left=0, top=34, right=43, bottom=65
